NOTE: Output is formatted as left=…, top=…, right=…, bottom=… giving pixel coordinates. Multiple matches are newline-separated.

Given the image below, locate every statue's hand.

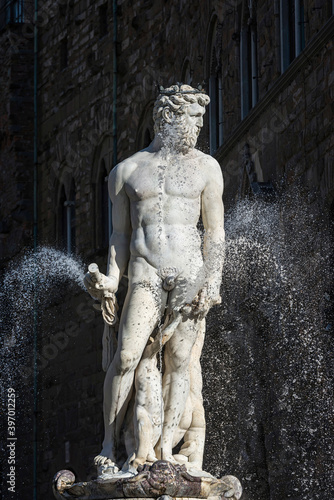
left=189, top=283, right=221, bottom=319
left=84, top=272, right=118, bottom=301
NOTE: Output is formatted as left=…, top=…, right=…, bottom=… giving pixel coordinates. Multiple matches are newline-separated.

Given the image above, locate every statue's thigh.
left=165, top=318, right=199, bottom=367
left=189, top=319, right=205, bottom=394
left=117, top=284, right=160, bottom=355
left=190, top=319, right=205, bottom=361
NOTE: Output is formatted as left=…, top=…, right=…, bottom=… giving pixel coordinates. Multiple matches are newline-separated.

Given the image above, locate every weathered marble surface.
left=63, top=85, right=242, bottom=500
left=53, top=461, right=242, bottom=500
left=84, top=85, right=225, bottom=474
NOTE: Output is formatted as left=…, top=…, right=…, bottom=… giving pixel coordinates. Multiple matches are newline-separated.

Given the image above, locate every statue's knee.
left=171, top=351, right=191, bottom=371
left=117, top=350, right=137, bottom=375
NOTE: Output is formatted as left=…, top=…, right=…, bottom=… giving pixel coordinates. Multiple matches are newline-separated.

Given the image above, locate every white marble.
left=84, top=84, right=225, bottom=475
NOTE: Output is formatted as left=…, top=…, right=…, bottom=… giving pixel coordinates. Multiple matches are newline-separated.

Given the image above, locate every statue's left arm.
left=200, top=157, right=225, bottom=310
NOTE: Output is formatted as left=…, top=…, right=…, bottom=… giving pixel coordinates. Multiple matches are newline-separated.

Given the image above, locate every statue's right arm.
left=106, top=163, right=132, bottom=290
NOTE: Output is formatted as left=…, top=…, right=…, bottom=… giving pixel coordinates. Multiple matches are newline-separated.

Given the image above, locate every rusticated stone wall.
left=0, top=1, right=333, bottom=500
left=0, top=24, right=35, bottom=500
left=218, top=19, right=334, bottom=209
left=0, top=27, right=34, bottom=264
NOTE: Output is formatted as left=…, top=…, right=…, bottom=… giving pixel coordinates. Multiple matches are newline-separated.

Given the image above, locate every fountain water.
left=0, top=191, right=332, bottom=500
left=1, top=78, right=332, bottom=498
left=202, top=190, right=333, bottom=499
left=1, top=247, right=85, bottom=387
left=0, top=247, right=85, bottom=500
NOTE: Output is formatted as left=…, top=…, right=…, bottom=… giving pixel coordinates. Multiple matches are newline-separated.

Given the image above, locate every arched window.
left=58, top=180, right=76, bottom=253
left=181, top=59, right=193, bottom=86
left=240, top=0, right=258, bottom=119
left=136, top=102, right=154, bottom=151
left=67, top=179, right=76, bottom=252
left=58, top=185, right=67, bottom=250
left=207, top=17, right=223, bottom=154
left=280, top=0, right=305, bottom=72
left=99, top=159, right=110, bottom=249
left=99, top=2, right=108, bottom=38
left=142, top=128, right=152, bottom=149
left=93, top=136, right=113, bottom=250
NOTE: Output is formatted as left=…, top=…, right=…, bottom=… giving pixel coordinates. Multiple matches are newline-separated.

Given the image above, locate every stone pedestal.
left=53, top=461, right=242, bottom=500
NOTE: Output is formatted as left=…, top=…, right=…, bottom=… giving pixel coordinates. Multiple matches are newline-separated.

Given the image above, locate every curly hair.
left=153, top=84, right=210, bottom=134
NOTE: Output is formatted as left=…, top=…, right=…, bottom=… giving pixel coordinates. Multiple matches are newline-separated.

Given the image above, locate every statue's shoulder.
left=110, top=155, right=140, bottom=183
left=195, top=149, right=223, bottom=179
left=194, top=148, right=217, bottom=163
left=109, top=150, right=153, bottom=189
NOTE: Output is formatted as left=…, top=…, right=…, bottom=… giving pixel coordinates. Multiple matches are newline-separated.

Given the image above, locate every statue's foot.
left=177, top=441, right=204, bottom=469
left=184, top=461, right=209, bottom=476
left=94, top=455, right=118, bottom=470
left=146, top=452, right=157, bottom=463
left=132, top=457, right=146, bottom=469
left=131, top=457, right=156, bottom=469
left=160, top=453, right=179, bottom=464
left=155, top=442, right=179, bottom=464
left=178, top=440, right=197, bottom=457
left=94, top=446, right=118, bottom=473
left=173, top=453, right=188, bottom=465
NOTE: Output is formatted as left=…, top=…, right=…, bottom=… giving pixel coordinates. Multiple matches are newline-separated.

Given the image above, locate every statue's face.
left=158, top=99, right=206, bottom=154
left=183, top=103, right=205, bottom=135
left=169, top=102, right=205, bottom=153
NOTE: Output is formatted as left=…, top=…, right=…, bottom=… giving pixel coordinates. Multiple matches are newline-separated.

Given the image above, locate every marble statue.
left=84, top=84, right=225, bottom=477
left=53, top=84, right=242, bottom=500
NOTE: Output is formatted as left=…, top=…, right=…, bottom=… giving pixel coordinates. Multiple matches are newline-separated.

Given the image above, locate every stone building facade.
left=0, top=2, right=35, bottom=264
left=0, top=1, right=333, bottom=500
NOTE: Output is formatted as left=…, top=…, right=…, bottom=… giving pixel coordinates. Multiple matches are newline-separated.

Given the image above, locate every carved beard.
left=162, top=115, right=200, bottom=154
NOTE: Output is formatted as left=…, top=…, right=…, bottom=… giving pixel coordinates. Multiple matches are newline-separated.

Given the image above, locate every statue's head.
left=153, top=84, right=210, bottom=153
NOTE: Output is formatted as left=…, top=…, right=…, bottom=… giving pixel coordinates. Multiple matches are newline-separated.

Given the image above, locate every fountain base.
left=52, top=461, right=242, bottom=500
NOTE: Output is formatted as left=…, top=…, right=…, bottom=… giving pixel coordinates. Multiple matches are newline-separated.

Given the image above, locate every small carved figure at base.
left=53, top=460, right=242, bottom=500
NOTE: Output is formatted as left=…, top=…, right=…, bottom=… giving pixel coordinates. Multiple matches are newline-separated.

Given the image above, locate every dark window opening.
left=136, top=110, right=154, bottom=151
left=181, top=59, right=193, bottom=86
left=208, top=36, right=223, bottom=154
left=240, top=21, right=257, bottom=117
left=280, top=0, right=305, bottom=72
left=143, top=128, right=152, bottom=149
left=59, top=185, right=67, bottom=250
left=58, top=182, right=76, bottom=253
left=209, top=73, right=219, bottom=153
left=0, top=0, right=24, bottom=28
left=247, top=25, right=253, bottom=109
left=288, top=0, right=296, bottom=63
left=99, top=160, right=110, bottom=249
left=68, top=180, right=76, bottom=252
left=99, top=3, right=108, bottom=38
left=298, top=0, right=305, bottom=53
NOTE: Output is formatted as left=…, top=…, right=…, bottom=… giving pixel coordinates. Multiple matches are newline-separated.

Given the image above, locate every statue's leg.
left=132, top=348, right=162, bottom=467
left=132, top=404, right=154, bottom=468
left=95, top=283, right=161, bottom=467
left=156, top=317, right=199, bottom=462
left=178, top=319, right=206, bottom=469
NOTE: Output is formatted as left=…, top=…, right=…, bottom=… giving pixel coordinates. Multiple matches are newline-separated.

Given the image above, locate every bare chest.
left=125, top=162, right=205, bottom=202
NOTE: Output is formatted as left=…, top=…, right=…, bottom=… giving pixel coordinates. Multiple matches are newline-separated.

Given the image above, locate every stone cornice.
left=215, top=16, right=334, bottom=163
